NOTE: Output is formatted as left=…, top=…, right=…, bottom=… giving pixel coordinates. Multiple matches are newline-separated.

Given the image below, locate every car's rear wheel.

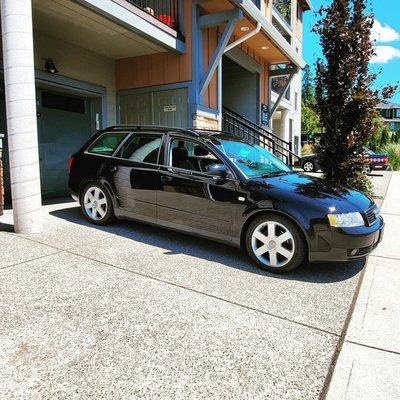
left=245, top=215, right=307, bottom=273
left=81, top=183, right=115, bottom=225
left=302, top=160, right=315, bottom=172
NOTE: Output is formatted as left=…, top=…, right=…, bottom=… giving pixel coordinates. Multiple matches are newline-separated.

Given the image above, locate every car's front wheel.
left=302, top=160, right=315, bottom=172
left=245, top=215, right=307, bottom=273
left=80, top=183, right=115, bottom=225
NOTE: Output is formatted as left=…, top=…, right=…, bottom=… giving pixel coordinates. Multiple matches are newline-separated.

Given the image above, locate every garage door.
left=119, top=88, right=188, bottom=128
left=37, top=90, right=93, bottom=197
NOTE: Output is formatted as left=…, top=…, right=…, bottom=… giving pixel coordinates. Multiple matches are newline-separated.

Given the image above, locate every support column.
left=1, top=0, right=42, bottom=233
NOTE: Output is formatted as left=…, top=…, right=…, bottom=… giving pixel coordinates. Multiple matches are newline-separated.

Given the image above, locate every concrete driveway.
left=0, top=200, right=367, bottom=400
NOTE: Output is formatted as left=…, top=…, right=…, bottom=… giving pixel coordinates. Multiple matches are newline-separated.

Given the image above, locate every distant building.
left=377, top=102, right=400, bottom=132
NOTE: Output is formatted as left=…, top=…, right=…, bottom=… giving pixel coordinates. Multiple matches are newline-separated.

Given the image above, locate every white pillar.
left=279, top=109, right=290, bottom=142
left=1, top=0, right=42, bottom=233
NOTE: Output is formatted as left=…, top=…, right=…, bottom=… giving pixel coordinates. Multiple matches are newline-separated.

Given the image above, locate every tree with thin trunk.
left=313, top=0, right=393, bottom=192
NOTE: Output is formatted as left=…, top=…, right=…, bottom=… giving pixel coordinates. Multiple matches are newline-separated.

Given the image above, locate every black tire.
left=80, top=182, right=115, bottom=225
left=302, top=160, right=315, bottom=173
left=245, top=214, right=307, bottom=273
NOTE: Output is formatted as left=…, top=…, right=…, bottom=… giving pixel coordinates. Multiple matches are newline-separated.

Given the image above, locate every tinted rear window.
left=87, top=132, right=127, bottom=156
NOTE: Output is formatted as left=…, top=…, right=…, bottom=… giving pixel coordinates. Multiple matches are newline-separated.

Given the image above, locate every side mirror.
left=206, top=163, right=227, bottom=176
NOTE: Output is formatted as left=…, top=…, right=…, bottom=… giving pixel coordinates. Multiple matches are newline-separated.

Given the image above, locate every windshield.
left=212, top=139, right=291, bottom=178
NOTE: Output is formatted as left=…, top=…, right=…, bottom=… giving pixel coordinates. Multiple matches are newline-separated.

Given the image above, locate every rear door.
left=105, top=132, right=163, bottom=222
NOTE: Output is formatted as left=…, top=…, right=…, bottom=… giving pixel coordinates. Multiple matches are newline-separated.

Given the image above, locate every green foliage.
left=313, top=0, right=380, bottom=193
left=369, top=123, right=391, bottom=151
left=301, top=101, right=320, bottom=137
left=302, top=65, right=315, bottom=104
left=383, top=143, right=400, bottom=170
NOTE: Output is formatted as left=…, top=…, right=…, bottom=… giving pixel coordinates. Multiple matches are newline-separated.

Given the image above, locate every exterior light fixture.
left=241, top=26, right=250, bottom=31
left=45, top=58, right=59, bottom=74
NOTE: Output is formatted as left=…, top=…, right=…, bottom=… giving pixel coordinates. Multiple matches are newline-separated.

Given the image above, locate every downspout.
left=224, top=22, right=261, bottom=53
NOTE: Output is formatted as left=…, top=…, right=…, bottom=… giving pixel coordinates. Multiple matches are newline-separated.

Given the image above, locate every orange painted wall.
left=202, top=26, right=219, bottom=110
left=116, top=1, right=192, bottom=91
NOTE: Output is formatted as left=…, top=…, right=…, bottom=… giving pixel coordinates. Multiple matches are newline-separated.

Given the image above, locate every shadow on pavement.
left=44, top=205, right=365, bottom=284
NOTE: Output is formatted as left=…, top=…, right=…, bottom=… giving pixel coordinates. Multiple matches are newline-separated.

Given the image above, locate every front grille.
left=365, top=205, right=379, bottom=226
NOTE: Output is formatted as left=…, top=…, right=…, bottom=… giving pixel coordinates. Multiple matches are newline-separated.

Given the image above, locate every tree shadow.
left=49, top=205, right=365, bottom=284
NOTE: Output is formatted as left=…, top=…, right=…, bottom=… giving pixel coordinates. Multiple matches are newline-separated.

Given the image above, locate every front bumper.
left=309, top=220, right=384, bottom=262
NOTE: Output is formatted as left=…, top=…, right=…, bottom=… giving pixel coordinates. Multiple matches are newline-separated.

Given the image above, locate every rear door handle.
left=110, top=166, right=119, bottom=173
left=161, top=175, right=173, bottom=183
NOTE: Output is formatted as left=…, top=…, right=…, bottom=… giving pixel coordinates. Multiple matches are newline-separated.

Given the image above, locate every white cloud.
left=372, top=20, right=400, bottom=43
left=371, top=45, right=400, bottom=64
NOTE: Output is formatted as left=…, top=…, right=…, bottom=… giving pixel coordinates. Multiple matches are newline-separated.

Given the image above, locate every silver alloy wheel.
left=83, top=186, right=107, bottom=221
left=303, top=161, right=314, bottom=172
left=251, top=221, right=295, bottom=268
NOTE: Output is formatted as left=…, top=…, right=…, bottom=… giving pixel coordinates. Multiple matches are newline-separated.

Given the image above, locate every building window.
left=295, top=92, right=298, bottom=111
left=271, top=76, right=291, bottom=101
left=250, top=0, right=261, bottom=8
left=297, top=3, right=303, bottom=22
left=42, top=91, right=86, bottom=114
left=385, top=109, right=391, bottom=118
left=273, top=0, right=292, bottom=27
left=272, top=17, right=291, bottom=44
left=396, top=109, right=400, bottom=118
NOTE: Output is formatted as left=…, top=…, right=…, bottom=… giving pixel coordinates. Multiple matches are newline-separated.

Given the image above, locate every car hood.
left=248, top=172, right=374, bottom=213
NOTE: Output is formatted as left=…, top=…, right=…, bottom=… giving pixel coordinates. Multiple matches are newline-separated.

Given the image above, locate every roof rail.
left=105, top=125, right=200, bottom=137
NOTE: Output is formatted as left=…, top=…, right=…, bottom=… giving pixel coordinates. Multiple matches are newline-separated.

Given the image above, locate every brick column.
left=0, top=0, right=42, bottom=232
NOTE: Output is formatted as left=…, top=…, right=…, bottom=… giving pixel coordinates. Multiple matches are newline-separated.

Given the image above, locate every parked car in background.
left=68, top=126, right=384, bottom=274
left=301, top=147, right=389, bottom=173
left=363, top=147, right=389, bottom=172
left=301, top=154, right=320, bottom=172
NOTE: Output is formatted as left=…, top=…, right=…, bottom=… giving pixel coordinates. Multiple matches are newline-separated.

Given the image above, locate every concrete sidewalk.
left=0, top=172, right=393, bottom=399
left=327, top=172, right=400, bottom=400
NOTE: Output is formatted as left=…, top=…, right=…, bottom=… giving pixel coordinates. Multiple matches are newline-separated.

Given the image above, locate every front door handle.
left=161, top=175, right=173, bottom=183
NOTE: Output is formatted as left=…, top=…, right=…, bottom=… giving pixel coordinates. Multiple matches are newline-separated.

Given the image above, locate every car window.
left=169, top=138, right=222, bottom=173
left=87, top=132, right=127, bottom=156
left=116, top=134, right=163, bottom=164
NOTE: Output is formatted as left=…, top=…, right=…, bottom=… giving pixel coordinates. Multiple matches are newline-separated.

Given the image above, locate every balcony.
left=126, top=0, right=180, bottom=34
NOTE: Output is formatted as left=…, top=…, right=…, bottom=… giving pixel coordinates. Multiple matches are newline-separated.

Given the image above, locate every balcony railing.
left=126, top=0, right=180, bottom=33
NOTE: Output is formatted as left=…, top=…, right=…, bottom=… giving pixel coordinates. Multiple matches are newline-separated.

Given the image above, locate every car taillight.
left=67, top=156, right=75, bottom=174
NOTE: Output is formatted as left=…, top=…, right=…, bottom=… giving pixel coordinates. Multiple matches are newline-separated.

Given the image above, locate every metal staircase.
left=222, top=107, right=299, bottom=165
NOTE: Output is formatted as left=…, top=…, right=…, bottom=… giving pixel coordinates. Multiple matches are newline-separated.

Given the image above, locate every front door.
left=105, top=132, right=163, bottom=222
left=157, top=136, right=239, bottom=241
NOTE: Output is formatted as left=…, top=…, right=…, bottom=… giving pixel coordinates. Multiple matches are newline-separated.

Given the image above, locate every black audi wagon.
left=68, top=126, right=384, bottom=273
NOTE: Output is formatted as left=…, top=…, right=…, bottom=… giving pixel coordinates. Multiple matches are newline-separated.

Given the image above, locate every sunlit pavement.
left=0, top=173, right=394, bottom=399
left=327, top=172, right=400, bottom=400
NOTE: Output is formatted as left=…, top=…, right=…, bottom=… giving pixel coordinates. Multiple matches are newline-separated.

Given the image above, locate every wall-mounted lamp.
left=44, top=58, right=58, bottom=74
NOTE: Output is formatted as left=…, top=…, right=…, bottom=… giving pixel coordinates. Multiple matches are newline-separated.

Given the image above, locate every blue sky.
left=303, top=0, right=400, bottom=104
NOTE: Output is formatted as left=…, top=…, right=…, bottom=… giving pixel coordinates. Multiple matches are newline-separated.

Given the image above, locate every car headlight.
left=327, top=212, right=365, bottom=228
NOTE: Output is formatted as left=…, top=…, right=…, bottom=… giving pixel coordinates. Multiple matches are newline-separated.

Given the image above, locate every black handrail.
left=222, top=107, right=299, bottom=165
left=126, top=0, right=180, bottom=33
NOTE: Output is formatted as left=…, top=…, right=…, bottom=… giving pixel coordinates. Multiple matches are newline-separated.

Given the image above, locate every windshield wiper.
left=260, top=171, right=293, bottom=178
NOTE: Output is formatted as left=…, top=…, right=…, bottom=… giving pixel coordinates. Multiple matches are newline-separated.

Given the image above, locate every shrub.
left=301, top=143, right=315, bottom=156
left=384, top=143, right=400, bottom=171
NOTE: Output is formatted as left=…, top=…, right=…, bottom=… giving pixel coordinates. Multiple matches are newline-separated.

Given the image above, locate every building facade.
left=0, top=0, right=310, bottom=232
left=377, top=102, right=400, bottom=133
